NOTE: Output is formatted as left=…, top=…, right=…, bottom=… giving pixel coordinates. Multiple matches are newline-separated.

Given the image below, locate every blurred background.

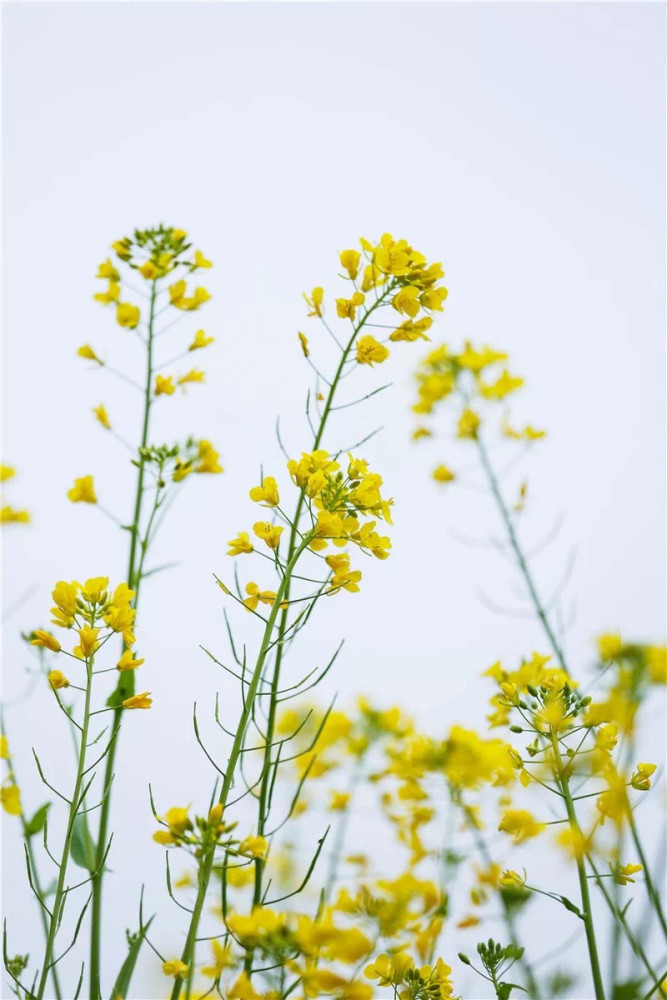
left=3, top=3, right=665, bottom=997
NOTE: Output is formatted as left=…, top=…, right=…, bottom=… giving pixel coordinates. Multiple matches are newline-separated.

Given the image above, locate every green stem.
left=36, top=657, right=94, bottom=1000
left=89, top=279, right=158, bottom=1000
left=627, top=810, right=667, bottom=940
left=550, top=735, right=605, bottom=1000
left=474, top=433, right=566, bottom=666
left=170, top=532, right=315, bottom=1000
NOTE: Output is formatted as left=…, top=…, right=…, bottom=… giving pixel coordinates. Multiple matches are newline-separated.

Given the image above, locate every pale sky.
left=3, top=3, right=665, bottom=998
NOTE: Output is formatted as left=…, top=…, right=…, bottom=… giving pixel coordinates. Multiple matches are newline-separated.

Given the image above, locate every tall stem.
left=170, top=532, right=315, bottom=1000
left=36, top=657, right=94, bottom=1000
left=550, top=734, right=605, bottom=1000
left=627, top=811, right=667, bottom=940
left=89, top=280, right=158, bottom=999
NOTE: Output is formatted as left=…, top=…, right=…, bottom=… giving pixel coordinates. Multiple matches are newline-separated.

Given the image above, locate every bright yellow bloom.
left=188, top=329, right=214, bottom=351
left=595, top=724, right=618, bottom=753
left=93, top=404, right=111, bottom=430
left=329, top=791, right=350, bottom=811
left=94, top=281, right=120, bottom=304
left=117, top=650, right=144, bottom=671
left=67, top=476, right=97, bottom=503
left=1, top=784, right=21, bottom=816
left=304, top=286, right=324, bottom=317
left=249, top=476, right=280, bottom=506
left=51, top=580, right=79, bottom=628
left=498, top=809, right=545, bottom=842
left=196, top=440, right=223, bottom=474
left=499, top=869, right=526, bottom=889
left=253, top=521, right=283, bottom=550
left=503, top=420, right=547, bottom=441
left=77, top=627, right=100, bottom=657
left=647, top=645, right=666, bottom=683
left=433, top=464, right=455, bottom=483
left=0, top=465, right=15, bottom=482
left=336, top=291, right=365, bottom=321
left=163, top=960, right=188, bottom=978
left=243, top=583, right=284, bottom=612
left=614, top=863, right=643, bottom=886
left=227, top=972, right=262, bottom=1000
left=630, top=762, right=656, bottom=791
left=138, top=260, right=162, bottom=280
left=31, top=630, right=61, bottom=652
left=392, top=285, right=421, bottom=318
left=193, top=249, right=212, bottom=269
left=122, top=692, right=152, bottom=710
left=239, top=835, right=268, bottom=859
left=479, top=370, right=524, bottom=400
left=177, top=369, right=205, bottom=388
left=457, top=408, right=480, bottom=439
left=48, top=669, right=70, bottom=689
left=390, top=317, right=433, bottom=342
left=598, top=633, right=624, bottom=661
left=228, top=532, right=254, bottom=556
left=77, top=344, right=103, bottom=364
left=364, top=952, right=414, bottom=987
left=116, top=302, right=140, bottom=328
left=96, top=258, right=120, bottom=281
left=155, top=375, right=175, bottom=396
left=1, top=506, right=30, bottom=524
left=340, top=249, right=361, bottom=279
left=457, top=342, right=507, bottom=371
left=201, top=940, right=234, bottom=978
left=0, top=736, right=8, bottom=759
left=111, top=239, right=132, bottom=260
left=169, top=281, right=211, bottom=311
left=356, top=335, right=389, bottom=366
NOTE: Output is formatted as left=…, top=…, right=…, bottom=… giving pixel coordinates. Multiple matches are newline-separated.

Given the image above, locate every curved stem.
left=89, top=279, right=158, bottom=999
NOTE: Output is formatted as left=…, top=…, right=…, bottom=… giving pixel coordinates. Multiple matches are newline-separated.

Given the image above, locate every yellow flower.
left=111, top=239, right=132, bottom=260
left=138, top=260, right=161, bottom=280
left=163, top=960, right=188, bottom=978
left=498, top=810, right=544, bottom=842
left=630, top=762, right=656, bottom=791
left=329, top=791, right=350, bottom=811
left=77, top=344, right=103, bottom=365
left=0, top=465, right=15, bottom=482
left=243, top=583, right=282, bottom=612
left=249, top=476, right=280, bottom=506
left=96, top=258, right=120, bottom=281
left=598, top=633, right=624, bottom=661
left=122, top=692, right=152, bottom=710
left=195, top=440, right=223, bottom=474
left=169, top=281, right=211, bottom=311
left=298, top=331, right=309, bottom=357
left=93, top=404, right=111, bottom=430
left=340, top=249, right=361, bottom=279
left=81, top=577, right=110, bottom=602
left=155, top=375, right=176, bottom=396
left=48, top=669, right=70, bottom=689
left=499, top=869, right=526, bottom=889
left=77, top=627, right=100, bottom=657
left=201, top=940, right=234, bottom=978
left=1, top=784, right=21, bottom=816
left=1, top=506, right=30, bottom=524
left=227, top=532, right=254, bottom=556
left=239, top=835, right=268, bottom=859
left=31, top=630, right=61, bottom=652
left=193, top=249, right=212, bottom=269
left=646, top=645, right=666, bottom=684
left=457, top=408, right=480, bottom=439
left=51, top=580, right=79, bottom=628
left=392, top=285, right=421, bottom=318
left=0, top=736, right=8, bottom=759
left=479, top=370, right=524, bottom=400
left=67, top=476, right=97, bottom=504
left=412, top=427, right=432, bottom=441
left=116, top=302, right=140, bottom=328
left=390, top=317, right=433, bottom=342
left=177, top=369, right=205, bottom=389
left=595, top=724, right=618, bottom=753
left=117, top=650, right=144, bottom=671
left=356, top=335, right=389, bottom=366
left=433, top=464, right=455, bottom=483
left=336, top=291, right=365, bottom=321
left=502, top=420, right=547, bottom=441
left=253, top=521, right=284, bottom=550
left=304, top=286, right=324, bottom=317
left=614, top=863, right=643, bottom=886
left=94, top=281, right=120, bottom=304
left=188, top=329, right=214, bottom=351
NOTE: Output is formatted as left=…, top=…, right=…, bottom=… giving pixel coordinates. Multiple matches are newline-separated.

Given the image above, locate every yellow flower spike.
left=249, top=476, right=280, bottom=506
left=188, top=329, right=214, bottom=351
left=303, top=286, right=324, bottom=317
left=253, top=521, right=284, bottom=550
left=193, top=249, right=212, bottom=269
left=93, top=404, right=111, bottom=430
left=339, top=249, right=361, bottom=280
left=1, top=784, right=21, bottom=816
left=227, top=532, right=254, bottom=556
left=239, top=835, right=268, bottom=859
left=77, top=344, right=104, bottom=365
left=195, top=439, right=223, bottom=474
left=432, top=464, right=455, bottom=484
left=162, top=960, right=188, bottom=978
left=48, top=669, right=70, bottom=690
left=457, top=408, right=481, bottom=440
left=116, top=650, right=144, bottom=671
left=67, top=476, right=97, bottom=504
left=298, top=331, right=309, bottom=357
left=77, top=627, right=100, bottom=658
left=356, top=335, right=389, bottom=366
left=31, top=630, right=62, bottom=652
left=115, top=302, right=140, bottom=328
left=630, top=762, right=656, bottom=791
left=154, top=374, right=176, bottom=396
left=122, top=692, right=152, bottom=710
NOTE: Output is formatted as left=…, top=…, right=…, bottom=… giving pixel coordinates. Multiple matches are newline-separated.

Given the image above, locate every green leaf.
left=70, top=814, right=96, bottom=872
left=107, top=669, right=134, bottom=709
left=110, top=916, right=154, bottom=1000
left=24, top=802, right=51, bottom=838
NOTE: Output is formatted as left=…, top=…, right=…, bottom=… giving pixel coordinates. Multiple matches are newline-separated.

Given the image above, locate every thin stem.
left=35, top=657, right=94, bottom=1000
left=89, top=277, right=158, bottom=999
left=627, top=809, right=667, bottom=940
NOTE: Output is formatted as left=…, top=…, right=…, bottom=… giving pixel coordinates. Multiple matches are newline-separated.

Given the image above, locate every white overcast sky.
left=2, top=3, right=665, bottom=997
